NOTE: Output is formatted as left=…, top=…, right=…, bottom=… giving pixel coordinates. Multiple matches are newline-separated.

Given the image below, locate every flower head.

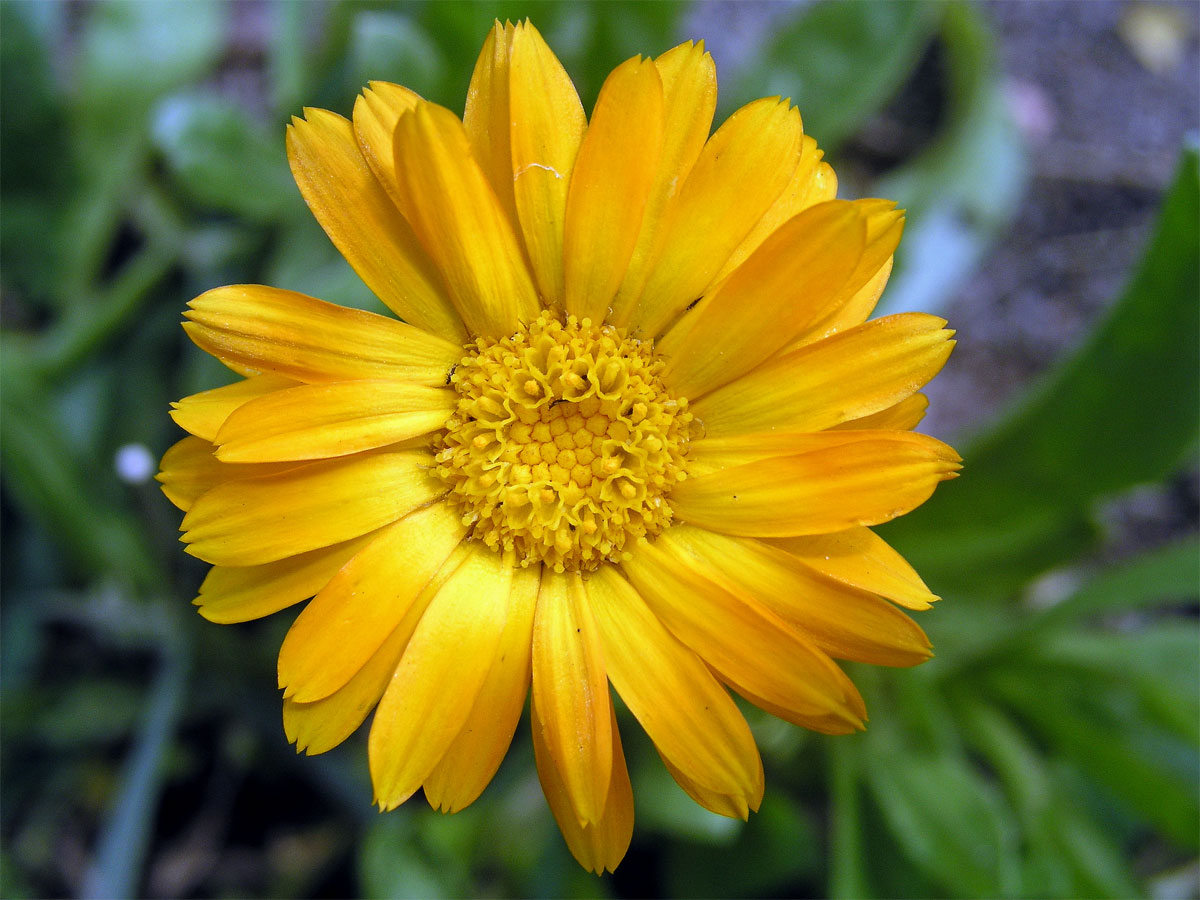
left=159, top=20, right=959, bottom=873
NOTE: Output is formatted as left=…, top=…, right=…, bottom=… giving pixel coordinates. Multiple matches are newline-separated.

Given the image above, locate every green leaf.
left=1044, top=539, right=1199, bottom=621
left=827, top=737, right=870, bottom=900
left=886, top=141, right=1200, bottom=594
left=957, top=699, right=1141, bottom=898
left=58, top=1, right=226, bottom=300
left=562, top=1, right=687, bottom=108
left=0, top=2, right=74, bottom=303
left=739, top=0, right=939, bottom=148
left=417, top=1, right=560, bottom=109
left=986, top=667, right=1200, bottom=849
left=31, top=245, right=176, bottom=381
left=1034, top=623, right=1200, bottom=745
left=347, top=11, right=447, bottom=102
left=268, top=1, right=318, bottom=118
left=1045, top=798, right=1142, bottom=899
left=359, top=811, right=472, bottom=899
left=937, top=539, right=1198, bottom=672
left=866, top=746, right=1019, bottom=896
left=75, top=0, right=226, bottom=128
left=266, top=215, right=384, bottom=315
left=151, top=92, right=296, bottom=222
left=961, top=143, right=1200, bottom=502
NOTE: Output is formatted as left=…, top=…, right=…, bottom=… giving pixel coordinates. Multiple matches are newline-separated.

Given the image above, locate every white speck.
left=514, top=162, right=564, bottom=180
left=115, top=443, right=156, bottom=484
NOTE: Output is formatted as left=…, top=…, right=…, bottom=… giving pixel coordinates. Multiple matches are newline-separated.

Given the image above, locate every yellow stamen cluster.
left=435, top=313, right=692, bottom=572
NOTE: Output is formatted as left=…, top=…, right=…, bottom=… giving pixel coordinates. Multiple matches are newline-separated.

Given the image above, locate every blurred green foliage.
left=2, top=1, right=1196, bottom=898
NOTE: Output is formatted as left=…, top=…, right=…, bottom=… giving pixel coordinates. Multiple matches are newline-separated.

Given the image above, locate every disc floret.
left=435, top=313, right=692, bottom=572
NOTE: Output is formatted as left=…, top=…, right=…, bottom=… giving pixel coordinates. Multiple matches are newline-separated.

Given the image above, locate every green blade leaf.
left=986, top=667, right=1200, bottom=848
left=937, top=539, right=1199, bottom=672
left=866, top=748, right=1019, bottom=896
left=957, top=700, right=1141, bottom=898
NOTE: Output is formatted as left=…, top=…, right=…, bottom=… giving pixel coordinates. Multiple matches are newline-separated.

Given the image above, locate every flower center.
left=434, top=313, right=692, bottom=573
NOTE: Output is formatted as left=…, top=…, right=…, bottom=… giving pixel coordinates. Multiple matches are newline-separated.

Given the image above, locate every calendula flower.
left=159, top=21, right=959, bottom=873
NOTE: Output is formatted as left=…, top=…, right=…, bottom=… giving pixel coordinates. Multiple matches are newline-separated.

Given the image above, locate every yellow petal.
left=180, top=450, right=443, bottom=565
left=673, top=430, right=962, bottom=536
left=352, top=80, right=421, bottom=203
left=663, top=526, right=932, bottom=667
left=659, top=752, right=761, bottom=820
left=284, top=542, right=474, bottom=755
left=532, top=571, right=612, bottom=827
left=195, top=530, right=381, bottom=624
left=620, top=533, right=864, bottom=729
left=709, top=134, right=838, bottom=285
left=214, top=380, right=455, bottom=463
left=720, top=677, right=864, bottom=736
left=609, top=41, right=717, bottom=327
left=508, top=21, right=587, bottom=305
left=587, top=566, right=763, bottom=815
left=562, top=56, right=664, bottom=321
left=277, top=503, right=466, bottom=702
left=464, top=21, right=519, bottom=225
left=790, top=200, right=905, bottom=347
left=533, top=694, right=633, bottom=874
left=813, top=256, right=893, bottom=345
left=184, top=285, right=461, bottom=386
left=157, top=435, right=296, bottom=511
left=692, top=313, right=955, bottom=437
left=833, top=391, right=928, bottom=432
left=423, top=565, right=541, bottom=813
left=170, top=374, right=297, bottom=442
left=283, top=616, right=409, bottom=756
left=391, top=102, right=540, bottom=337
left=369, top=545, right=514, bottom=810
left=767, top=527, right=939, bottom=610
left=287, top=108, right=465, bottom=342
left=617, top=97, right=802, bottom=337
left=658, top=200, right=867, bottom=398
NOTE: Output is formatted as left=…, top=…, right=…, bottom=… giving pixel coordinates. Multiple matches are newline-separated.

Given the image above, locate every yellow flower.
left=159, top=21, right=959, bottom=873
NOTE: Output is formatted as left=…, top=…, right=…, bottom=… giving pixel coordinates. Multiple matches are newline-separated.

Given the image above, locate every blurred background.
left=1, top=1, right=1197, bottom=897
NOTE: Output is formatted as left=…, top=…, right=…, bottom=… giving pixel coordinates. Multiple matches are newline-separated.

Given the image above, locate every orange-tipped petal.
left=277, top=503, right=466, bottom=703
left=423, top=565, right=540, bottom=812
left=531, top=571, right=613, bottom=827
left=621, top=533, right=865, bottom=731
left=369, top=546, right=513, bottom=810
left=391, top=102, right=540, bottom=337
left=691, top=313, right=955, bottom=437
left=183, top=285, right=461, bottom=385
left=180, top=451, right=443, bottom=566
left=533, top=693, right=632, bottom=874
left=508, top=21, right=587, bottom=305
left=213, top=381, right=454, bottom=463
left=287, top=107, right=464, bottom=341
left=675, top=430, right=961, bottom=536
left=588, top=566, right=763, bottom=814
left=562, top=56, right=664, bottom=321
